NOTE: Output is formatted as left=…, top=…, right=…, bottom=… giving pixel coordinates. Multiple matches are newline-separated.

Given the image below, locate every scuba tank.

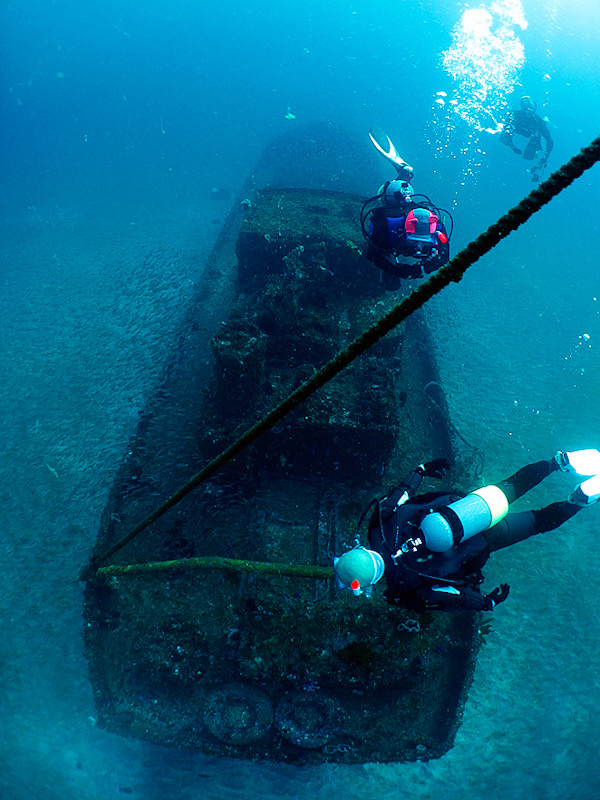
left=419, top=485, right=509, bottom=552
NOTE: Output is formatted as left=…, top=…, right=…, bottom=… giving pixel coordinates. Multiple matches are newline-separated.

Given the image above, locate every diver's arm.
left=499, top=112, right=520, bottom=151
left=381, top=459, right=450, bottom=512
left=380, top=468, right=426, bottom=514
left=423, top=238, right=450, bottom=275
left=416, top=583, right=491, bottom=611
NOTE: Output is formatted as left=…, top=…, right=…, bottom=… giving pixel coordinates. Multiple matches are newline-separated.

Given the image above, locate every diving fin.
left=569, top=474, right=600, bottom=506
left=369, top=126, right=414, bottom=180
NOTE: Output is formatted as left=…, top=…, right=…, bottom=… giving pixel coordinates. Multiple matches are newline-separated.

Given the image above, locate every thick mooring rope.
left=83, top=134, right=600, bottom=578
left=96, top=556, right=334, bottom=580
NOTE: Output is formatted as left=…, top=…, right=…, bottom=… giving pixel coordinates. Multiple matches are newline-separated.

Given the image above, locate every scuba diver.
left=361, top=127, right=452, bottom=291
left=334, top=449, right=600, bottom=612
left=499, top=95, right=554, bottom=182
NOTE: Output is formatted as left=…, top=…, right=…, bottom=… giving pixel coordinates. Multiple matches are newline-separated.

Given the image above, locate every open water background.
left=2, top=1, right=600, bottom=797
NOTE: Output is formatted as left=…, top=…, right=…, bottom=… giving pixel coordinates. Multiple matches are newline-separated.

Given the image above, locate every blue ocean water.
left=1, top=1, right=600, bottom=798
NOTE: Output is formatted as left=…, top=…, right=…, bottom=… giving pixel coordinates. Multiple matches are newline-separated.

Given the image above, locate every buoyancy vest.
left=510, top=110, right=538, bottom=138
left=369, top=203, right=447, bottom=257
left=367, top=491, right=491, bottom=600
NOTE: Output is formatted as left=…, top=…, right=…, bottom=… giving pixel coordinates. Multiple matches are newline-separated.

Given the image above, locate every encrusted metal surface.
left=85, top=174, right=479, bottom=765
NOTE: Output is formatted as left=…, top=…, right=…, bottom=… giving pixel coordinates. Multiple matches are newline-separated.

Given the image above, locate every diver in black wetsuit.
left=334, top=450, right=600, bottom=612
left=500, top=95, right=554, bottom=182
left=361, top=127, right=452, bottom=291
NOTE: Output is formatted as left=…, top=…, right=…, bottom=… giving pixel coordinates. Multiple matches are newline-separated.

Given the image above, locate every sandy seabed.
left=1, top=190, right=599, bottom=800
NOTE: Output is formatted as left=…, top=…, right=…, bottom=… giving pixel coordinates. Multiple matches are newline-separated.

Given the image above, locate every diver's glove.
left=555, top=449, right=600, bottom=476
left=421, top=458, right=451, bottom=479
left=485, top=583, right=510, bottom=609
left=569, top=474, right=600, bottom=506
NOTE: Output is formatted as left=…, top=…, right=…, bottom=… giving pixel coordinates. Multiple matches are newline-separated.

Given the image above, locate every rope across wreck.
left=83, top=133, right=600, bottom=579
left=95, top=556, right=335, bottom=580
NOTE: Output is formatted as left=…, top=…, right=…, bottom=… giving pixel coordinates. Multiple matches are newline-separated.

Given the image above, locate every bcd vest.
left=368, top=491, right=491, bottom=597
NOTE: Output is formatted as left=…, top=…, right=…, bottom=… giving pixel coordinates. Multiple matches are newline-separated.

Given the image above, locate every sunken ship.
left=83, top=124, right=481, bottom=765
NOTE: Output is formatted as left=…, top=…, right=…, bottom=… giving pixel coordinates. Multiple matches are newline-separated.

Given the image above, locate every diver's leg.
left=496, top=459, right=558, bottom=504
left=484, top=502, right=581, bottom=553
left=523, top=134, right=541, bottom=161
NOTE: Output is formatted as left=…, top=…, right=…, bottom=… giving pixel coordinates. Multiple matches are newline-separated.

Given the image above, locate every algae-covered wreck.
left=84, top=124, right=480, bottom=765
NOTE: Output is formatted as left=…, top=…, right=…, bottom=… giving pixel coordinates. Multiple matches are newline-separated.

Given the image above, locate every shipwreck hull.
left=84, top=125, right=480, bottom=765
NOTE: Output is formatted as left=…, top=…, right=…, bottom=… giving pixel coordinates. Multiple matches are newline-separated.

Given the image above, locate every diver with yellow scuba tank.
left=334, top=449, right=600, bottom=612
